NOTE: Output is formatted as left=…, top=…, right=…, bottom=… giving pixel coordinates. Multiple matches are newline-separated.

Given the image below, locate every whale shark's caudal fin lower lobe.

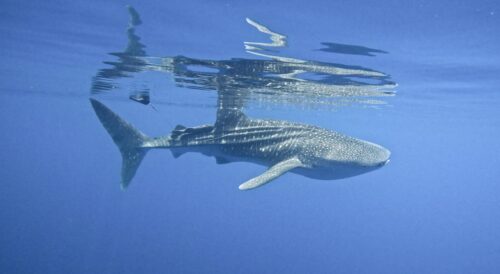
left=90, top=99, right=149, bottom=189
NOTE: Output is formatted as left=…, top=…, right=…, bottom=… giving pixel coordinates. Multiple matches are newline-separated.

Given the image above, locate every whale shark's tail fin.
left=90, top=99, right=149, bottom=189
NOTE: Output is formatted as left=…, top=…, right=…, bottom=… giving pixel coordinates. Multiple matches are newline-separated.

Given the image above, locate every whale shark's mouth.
left=376, top=158, right=390, bottom=167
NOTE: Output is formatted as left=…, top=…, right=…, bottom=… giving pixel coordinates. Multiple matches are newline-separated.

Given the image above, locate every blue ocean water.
left=1, top=0, right=500, bottom=273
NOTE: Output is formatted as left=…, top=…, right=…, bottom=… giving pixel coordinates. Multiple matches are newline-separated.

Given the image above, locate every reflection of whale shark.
left=90, top=98, right=390, bottom=190
left=91, top=7, right=396, bottom=109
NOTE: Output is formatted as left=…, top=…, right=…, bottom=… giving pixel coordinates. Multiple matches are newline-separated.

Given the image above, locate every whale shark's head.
left=301, top=136, right=390, bottom=180
left=347, top=141, right=391, bottom=168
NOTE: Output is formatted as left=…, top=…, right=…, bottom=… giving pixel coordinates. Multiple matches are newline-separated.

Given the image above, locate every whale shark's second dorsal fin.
left=239, top=157, right=304, bottom=190
left=170, top=124, right=186, bottom=140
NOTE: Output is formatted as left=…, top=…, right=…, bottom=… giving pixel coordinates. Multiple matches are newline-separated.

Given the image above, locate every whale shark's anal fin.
left=239, top=157, right=303, bottom=190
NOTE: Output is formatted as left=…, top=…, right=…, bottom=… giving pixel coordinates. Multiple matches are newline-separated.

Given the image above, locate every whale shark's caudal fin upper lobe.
left=90, top=99, right=149, bottom=189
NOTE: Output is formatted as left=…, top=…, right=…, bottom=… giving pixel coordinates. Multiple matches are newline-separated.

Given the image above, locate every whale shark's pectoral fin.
left=238, top=157, right=303, bottom=190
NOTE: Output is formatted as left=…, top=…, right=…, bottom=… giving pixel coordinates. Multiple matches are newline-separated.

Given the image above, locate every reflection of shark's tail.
left=90, top=99, right=150, bottom=189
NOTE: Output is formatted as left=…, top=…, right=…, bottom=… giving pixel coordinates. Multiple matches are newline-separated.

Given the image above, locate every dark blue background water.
left=1, top=0, right=500, bottom=273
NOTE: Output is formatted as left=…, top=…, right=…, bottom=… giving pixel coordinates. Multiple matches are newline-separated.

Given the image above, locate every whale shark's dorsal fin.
left=214, top=89, right=248, bottom=132
left=215, top=109, right=247, bottom=131
left=239, top=157, right=304, bottom=190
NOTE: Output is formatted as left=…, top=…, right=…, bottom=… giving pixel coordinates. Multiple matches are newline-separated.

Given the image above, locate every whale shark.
left=90, top=98, right=390, bottom=190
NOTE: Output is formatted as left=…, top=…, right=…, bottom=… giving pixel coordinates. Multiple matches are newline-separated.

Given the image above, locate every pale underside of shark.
left=90, top=99, right=390, bottom=190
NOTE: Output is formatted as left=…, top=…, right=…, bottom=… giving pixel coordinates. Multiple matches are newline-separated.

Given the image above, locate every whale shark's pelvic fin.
left=90, top=99, right=150, bottom=189
left=239, top=157, right=303, bottom=190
